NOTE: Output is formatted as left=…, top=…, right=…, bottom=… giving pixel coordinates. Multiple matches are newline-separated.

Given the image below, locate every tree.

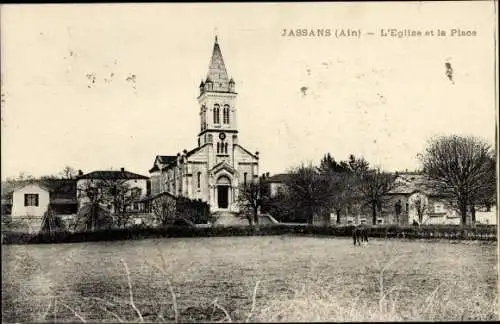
left=419, top=135, right=495, bottom=225
left=104, top=179, right=141, bottom=228
left=347, top=154, right=370, bottom=175
left=284, top=164, right=332, bottom=225
left=238, top=176, right=269, bottom=226
left=40, top=206, right=66, bottom=234
left=76, top=179, right=141, bottom=229
left=75, top=180, right=112, bottom=231
left=468, top=154, right=496, bottom=223
left=319, top=153, right=350, bottom=174
left=59, top=166, right=78, bottom=179
left=150, top=194, right=177, bottom=226
left=318, top=154, right=357, bottom=224
left=357, top=168, right=396, bottom=225
left=328, top=172, right=358, bottom=224
left=409, top=194, right=429, bottom=224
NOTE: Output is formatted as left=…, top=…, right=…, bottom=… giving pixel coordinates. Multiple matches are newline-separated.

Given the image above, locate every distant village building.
left=263, top=173, right=289, bottom=198
left=387, top=172, right=496, bottom=225
left=7, top=179, right=78, bottom=232
left=76, top=168, right=149, bottom=214
left=386, top=173, right=460, bottom=225
left=148, top=37, right=259, bottom=213
left=262, top=171, right=497, bottom=225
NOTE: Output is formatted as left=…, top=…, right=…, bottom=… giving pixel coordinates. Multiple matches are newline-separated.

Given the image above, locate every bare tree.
left=419, top=135, right=495, bottom=225
left=77, top=179, right=140, bottom=229
left=357, top=168, right=396, bottom=225
left=59, top=166, right=78, bottom=179
left=76, top=180, right=112, bottom=231
left=102, top=179, right=142, bottom=228
left=238, top=176, right=269, bottom=226
left=411, top=195, right=429, bottom=224
left=150, top=194, right=177, bottom=226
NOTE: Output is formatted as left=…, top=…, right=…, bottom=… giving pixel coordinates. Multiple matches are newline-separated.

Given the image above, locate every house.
left=262, top=173, right=290, bottom=198
left=385, top=172, right=497, bottom=225
left=76, top=168, right=149, bottom=214
left=148, top=36, right=259, bottom=215
left=7, top=179, right=78, bottom=232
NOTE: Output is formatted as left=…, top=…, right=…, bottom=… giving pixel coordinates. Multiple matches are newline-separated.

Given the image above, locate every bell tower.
left=197, top=36, right=238, bottom=159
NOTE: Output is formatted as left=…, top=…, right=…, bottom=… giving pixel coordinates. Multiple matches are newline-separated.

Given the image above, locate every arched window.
left=216, top=142, right=220, bottom=153
left=213, top=104, right=220, bottom=124
left=224, top=143, right=228, bottom=154
left=207, top=134, right=213, bottom=143
left=223, top=105, right=230, bottom=124
left=244, top=172, right=248, bottom=186
left=197, top=172, right=201, bottom=189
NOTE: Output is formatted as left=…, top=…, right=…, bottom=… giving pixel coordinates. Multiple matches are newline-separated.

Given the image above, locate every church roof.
left=150, top=155, right=177, bottom=173
left=235, top=144, right=259, bottom=159
left=158, top=155, right=177, bottom=164
left=205, top=36, right=231, bottom=92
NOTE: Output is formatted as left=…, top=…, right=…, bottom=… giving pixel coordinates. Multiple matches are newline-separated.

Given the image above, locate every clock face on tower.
left=219, top=132, right=226, bottom=140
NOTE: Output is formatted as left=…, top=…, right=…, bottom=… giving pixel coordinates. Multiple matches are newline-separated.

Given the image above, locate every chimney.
left=78, top=169, right=83, bottom=176
left=121, top=167, right=125, bottom=172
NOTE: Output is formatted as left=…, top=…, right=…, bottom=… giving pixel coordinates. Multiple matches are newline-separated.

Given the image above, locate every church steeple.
left=205, top=35, right=231, bottom=93
left=198, top=36, right=238, bottom=141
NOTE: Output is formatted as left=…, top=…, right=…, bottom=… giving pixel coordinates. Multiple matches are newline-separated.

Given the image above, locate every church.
left=149, top=37, right=260, bottom=213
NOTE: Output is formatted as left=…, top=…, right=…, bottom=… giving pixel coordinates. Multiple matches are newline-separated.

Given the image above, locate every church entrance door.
left=217, top=186, right=229, bottom=209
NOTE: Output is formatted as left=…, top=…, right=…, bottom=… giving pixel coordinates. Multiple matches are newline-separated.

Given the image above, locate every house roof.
left=3, top=179, right=78, bottom=203
left=264, top=173, right=290, bottom=183
left=139, top=191, right=177, bottom=202
left=77, top=170, right=149, bottom=180
left=389, top=173, right=449, bottom=196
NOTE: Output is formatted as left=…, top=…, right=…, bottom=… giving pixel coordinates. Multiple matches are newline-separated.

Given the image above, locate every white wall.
left=475, top=209, right=497, bottom=225
left=11, top=184, right=50, bottom=217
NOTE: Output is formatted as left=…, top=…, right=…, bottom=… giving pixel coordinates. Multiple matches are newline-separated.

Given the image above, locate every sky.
left=1, top=2, right=497, bottom=180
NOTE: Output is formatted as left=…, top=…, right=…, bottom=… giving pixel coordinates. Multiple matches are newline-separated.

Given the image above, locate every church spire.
left=205, top=36, right=230, bottom=92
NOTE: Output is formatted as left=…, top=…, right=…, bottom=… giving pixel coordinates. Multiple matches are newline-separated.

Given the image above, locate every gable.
left=210, top=160, right=236, bottom=175
left=13, top=184, right=50, bottom=197
left=186, top=145, right=209, bottom=162
left=234, top=144, right=258, bottom=163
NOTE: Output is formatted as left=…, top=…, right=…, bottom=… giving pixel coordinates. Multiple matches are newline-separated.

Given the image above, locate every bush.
left=175, top=197, right=210, bottom=224
left=1, top=223, right=496, bottom=245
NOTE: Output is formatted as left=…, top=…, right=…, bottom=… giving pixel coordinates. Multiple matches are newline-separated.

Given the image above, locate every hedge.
left=1, top=224, right=497, bottom=245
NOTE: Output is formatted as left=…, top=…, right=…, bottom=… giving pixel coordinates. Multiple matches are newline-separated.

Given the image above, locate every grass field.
left=2, top=236, right=498, bottom=322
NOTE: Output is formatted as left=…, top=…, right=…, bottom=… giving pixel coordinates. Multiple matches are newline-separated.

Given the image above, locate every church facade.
left=149, top=37, right=259, bottom=213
